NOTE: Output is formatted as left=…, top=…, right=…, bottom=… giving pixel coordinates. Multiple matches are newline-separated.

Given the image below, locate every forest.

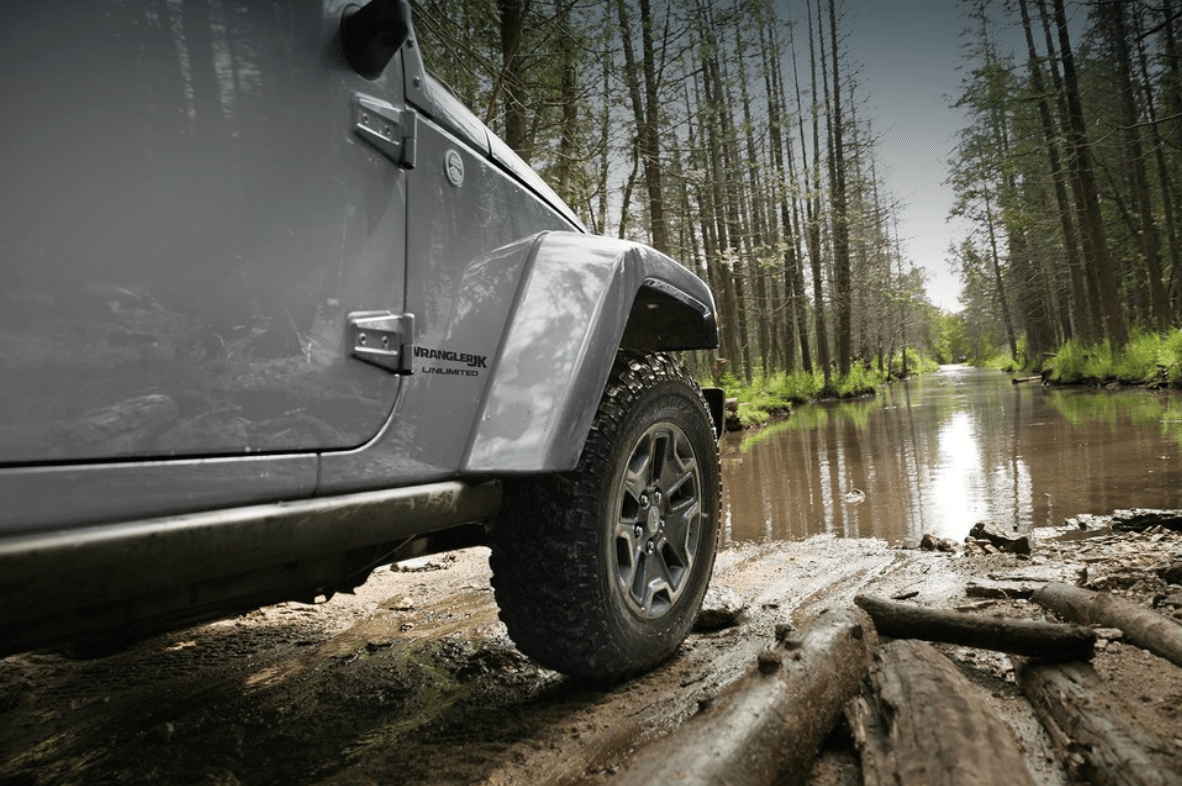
left=411, top=0, right=1182, bottom=391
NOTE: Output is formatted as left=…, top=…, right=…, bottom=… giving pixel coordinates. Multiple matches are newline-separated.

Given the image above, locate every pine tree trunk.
left=805, top=0, right=831, bottom=384
left=826, top=0, right=852, bottom=376
left=1052, top=0, right=1128, bottom=346
left=1106, top=0, right=1168, bottom=331
left=1020, top=0, right=1086, bottom=342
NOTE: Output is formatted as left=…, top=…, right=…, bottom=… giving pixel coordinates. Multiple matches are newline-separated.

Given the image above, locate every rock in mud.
left=1158, top=561, right=1182, bottom=585
left=967, top=522, right=1031, bottom=555
left=919, top=533, right=959, bottom=552
left=694, top=585, right=747, bottom=631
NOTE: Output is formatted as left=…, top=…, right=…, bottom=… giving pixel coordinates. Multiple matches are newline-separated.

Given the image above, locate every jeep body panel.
left=0, top=0, right=720, bottom=657
left=318, top=231, right=718, bottom=489
left=464, top=233, right=717, bottom=473
left=0, top=455, right=317, bottom=535
left=0, top=2, right=411, bottom=468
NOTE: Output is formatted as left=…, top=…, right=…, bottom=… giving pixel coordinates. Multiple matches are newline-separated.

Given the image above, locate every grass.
left=1043, top=328, right=1182, bottom=387
left=711, top=347, right=939, bottom=429
left=716, top=370, right=818, bottom=428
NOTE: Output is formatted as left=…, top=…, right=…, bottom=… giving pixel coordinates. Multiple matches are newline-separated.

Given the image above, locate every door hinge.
left=353, top=94, right=417, bottom=169
left=348, top=311, right=415, bottom=374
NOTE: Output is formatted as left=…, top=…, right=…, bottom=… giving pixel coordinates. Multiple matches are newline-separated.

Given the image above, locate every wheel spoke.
left=612, top=419, right=704, bottom=619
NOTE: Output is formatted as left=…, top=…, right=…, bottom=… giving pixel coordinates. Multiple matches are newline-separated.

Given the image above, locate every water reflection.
left=720, top=365, right=1182, bottom=546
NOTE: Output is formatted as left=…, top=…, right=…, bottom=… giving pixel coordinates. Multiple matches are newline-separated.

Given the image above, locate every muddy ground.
left=2, top=519, right=1181, bottom=786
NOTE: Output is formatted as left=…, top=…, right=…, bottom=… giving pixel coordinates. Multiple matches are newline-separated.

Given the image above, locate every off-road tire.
left=489, top=351, right=721, bottom=681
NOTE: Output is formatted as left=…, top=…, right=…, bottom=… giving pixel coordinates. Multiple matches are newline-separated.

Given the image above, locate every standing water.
left=720, top=365, right=1182, bottom=546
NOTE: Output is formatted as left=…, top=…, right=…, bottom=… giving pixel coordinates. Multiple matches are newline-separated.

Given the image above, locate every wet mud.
left=2, top=524, right=1181, bottom=786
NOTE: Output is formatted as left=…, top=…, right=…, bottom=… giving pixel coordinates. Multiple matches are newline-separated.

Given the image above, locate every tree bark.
left=694, top=16, right=742, bottom=372
left=1019, top=0, right=1086, bottom=343
left=855, top=595, right=1095, bottom=660
left=1104, top=0, right=1168, bottom=332
left=804, top=0, right=831, bottom=384
left=497, top=0, right=530, bottom=159
left=1031, top=582, right=1182, bottom=668
left=847, top=639, right=1036, bottom=786
left=616, top=0, right=667, bottom=252
left=1135, top=8, right=1182, bottom=320
left=764, top=16, right=806, bottom=372
left=614, top=608, right=876, bottom=786
left=1038, top=0, right=1104, bottom=343
left=1017, top=658, right=1182, bottom=786
left=826, top=0, right=852, bottom=376
left=1052, top=0, right=1128, bottom=346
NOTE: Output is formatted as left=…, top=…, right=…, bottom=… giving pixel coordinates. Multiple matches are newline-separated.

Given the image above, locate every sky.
left=831, top=0, right=977, bottom=312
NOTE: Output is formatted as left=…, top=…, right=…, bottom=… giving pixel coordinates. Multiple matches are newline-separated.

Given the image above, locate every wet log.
left=1031, top=582, right=1182, bottom=669
left=1017, top=659, right=1182, bottom=786
left=847, top=639, right=1036, bottom=786
left=855, top=594, right=1095, bottom=660
left=1012, top=375, right=1042, bottom=385
left=614, top=608, right=876, bottom=786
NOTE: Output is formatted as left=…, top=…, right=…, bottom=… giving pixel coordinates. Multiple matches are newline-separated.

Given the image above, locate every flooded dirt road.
left=4, top=522, right=1182, bottom=786
left=721, top=366, right=1182, bottom=545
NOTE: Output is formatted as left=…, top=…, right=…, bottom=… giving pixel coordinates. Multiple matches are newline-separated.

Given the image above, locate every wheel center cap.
left=646, top=506, right=661, bottom=535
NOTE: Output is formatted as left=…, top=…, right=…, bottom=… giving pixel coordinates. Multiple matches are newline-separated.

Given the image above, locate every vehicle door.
left=0, top=1, right=409, bottom=468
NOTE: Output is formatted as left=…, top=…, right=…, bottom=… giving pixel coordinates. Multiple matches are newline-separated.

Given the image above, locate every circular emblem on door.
left=444, top=149, right=465, bottom=187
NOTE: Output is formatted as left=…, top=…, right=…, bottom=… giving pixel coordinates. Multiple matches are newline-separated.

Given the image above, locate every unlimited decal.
left=415, top=345, right=487, bottom=377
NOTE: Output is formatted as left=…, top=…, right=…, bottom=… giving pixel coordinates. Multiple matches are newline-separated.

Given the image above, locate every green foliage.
left=973, top=336, right=1023, bottom=372
left=934, top=312, right=968, bottom=363
left=766, top=370, right=825, bottom=402
left=715, top=364, right=888, bottom=430
left=979, top=352, right=1018, bottom=372
left=887, top=348, right=940, bottom=377
left=1161, top=329, right=1182, bottom=386
left=1112, top=332, right=1164, bottom=384
left=737, top=396, right=877, bottom=453
left=972, top=335, right=1029, bottom=373
left=1044, top=329, right=1182, bottom=387
left=1044, top=338, right=1106, bottom=380
left=736, top=406, right=770, bottom=428
left=828, top=364, right=880, bottom=398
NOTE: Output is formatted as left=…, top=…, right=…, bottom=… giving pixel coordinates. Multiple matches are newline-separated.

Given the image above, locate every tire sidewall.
left=591, top=372, right=720, bottom=664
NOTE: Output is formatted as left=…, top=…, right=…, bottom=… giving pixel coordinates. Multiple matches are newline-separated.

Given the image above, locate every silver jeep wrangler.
left=0, top=0, right=722, bottom=681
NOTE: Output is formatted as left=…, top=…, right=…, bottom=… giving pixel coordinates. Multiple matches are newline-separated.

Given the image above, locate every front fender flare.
left=462, top=232, right=717, bottom=473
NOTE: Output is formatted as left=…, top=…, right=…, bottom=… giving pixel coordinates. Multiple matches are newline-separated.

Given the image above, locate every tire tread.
left=489, top=352, right=720, bottom=681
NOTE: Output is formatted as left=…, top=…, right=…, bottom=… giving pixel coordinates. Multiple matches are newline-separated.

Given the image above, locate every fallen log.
left=1016, top=658, right=1182, bottom=786
left=1012, top=375, right=1042, bottom=385
left=1031, top=582, right=1182, bottom=669
left=614, top=608, right=876, bottom=786
left=855, top=594, right=1095, bottom=660
left=847, top=639, right=1036, bottom=786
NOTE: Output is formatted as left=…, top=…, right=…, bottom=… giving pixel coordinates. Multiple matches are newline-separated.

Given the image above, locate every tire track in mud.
left=385, top=538, right=908, bottom=786
left=1, top=540, right=921, bottom=786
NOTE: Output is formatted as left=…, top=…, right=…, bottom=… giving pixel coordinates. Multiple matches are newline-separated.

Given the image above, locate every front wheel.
left=490, top=352, right=721, bottom=681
